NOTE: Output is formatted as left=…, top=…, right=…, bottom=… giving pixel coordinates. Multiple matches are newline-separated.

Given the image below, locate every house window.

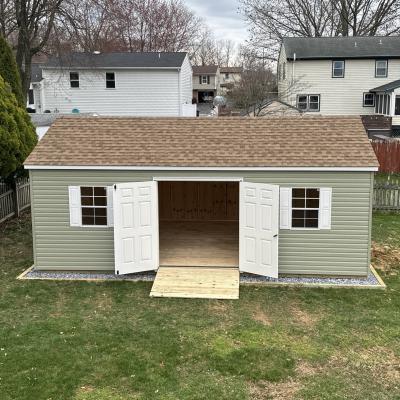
left=332, top=60, right=344, bottom=78
left=28, top=89, right=34, bottom=105
left=291, top=188, right=320, bottom=228
left=363, top=93, right=375, bottom=107
left=282, top=62, right=286, bottom=80
left=201, top=75, right=210, bottom=84
left=80, top=186, right=107, bottom=226
left=375, top=60, right=388, bottom=77
left=70, top=72, right=80, bottom=88
left=225, top=73, right=229, bottom=79
left=106, top=72, right=115, bottom=88
left=297, top=95, right=320, bottom=112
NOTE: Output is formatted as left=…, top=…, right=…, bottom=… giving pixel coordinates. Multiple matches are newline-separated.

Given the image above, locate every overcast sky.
left=185, top=0, right=248, bottom=44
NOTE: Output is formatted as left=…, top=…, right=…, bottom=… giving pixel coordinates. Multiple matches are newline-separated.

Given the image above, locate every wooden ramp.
left=150, top=267, right=239, bottom=299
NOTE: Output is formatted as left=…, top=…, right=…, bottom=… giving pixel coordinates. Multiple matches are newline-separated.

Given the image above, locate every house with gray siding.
left=24, top=116, right=378, bottom=287
left=278, top=36, right=400, bottom=132
left=31, top=52, right=194, bottom=117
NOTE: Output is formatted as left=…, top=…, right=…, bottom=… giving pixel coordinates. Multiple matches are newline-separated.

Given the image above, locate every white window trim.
left=105, top=72, right=116, bottom=89
left=363, top=92, right=375, bottom=107
left=201, top=75, right=208, bottom=84
left=332, top=60, right=345, bottom=78
left=69, top=71, right=80, bottom=88
left=375, top=60, right=388, bottom=78
left=280, top=187, right=332, bottom=230
left=297, top=94, right=320, bottom=112
left=68, top=185, right=114, bottom=228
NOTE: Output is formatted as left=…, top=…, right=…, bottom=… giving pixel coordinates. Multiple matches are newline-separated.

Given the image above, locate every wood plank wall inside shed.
left=158, top=182, right=239, bottom=221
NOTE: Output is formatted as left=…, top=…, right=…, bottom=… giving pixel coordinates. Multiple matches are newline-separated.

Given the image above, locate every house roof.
left=192, top=65, right=219, bottom=74
left=282, top=36, right=400, bottom=60
left=220, top=67, right=243, bottom=73
left=24, top=116, right=378, bottom=169
left=370, top=79, right=400, bottom=93
left=43, top=52, right=187, bottom=69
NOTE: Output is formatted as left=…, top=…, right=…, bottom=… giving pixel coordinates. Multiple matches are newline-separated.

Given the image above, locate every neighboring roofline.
left=24, top=165, right=378, bottom=172
left=41, top=66, right=182, bottom=70
left=285, top=55, right=400, bottom=61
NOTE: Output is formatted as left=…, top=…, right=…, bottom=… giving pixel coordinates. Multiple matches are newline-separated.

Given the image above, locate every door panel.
left=239, top=182, right=279, bottom=278
left=113, top=181, right=158, bottom=274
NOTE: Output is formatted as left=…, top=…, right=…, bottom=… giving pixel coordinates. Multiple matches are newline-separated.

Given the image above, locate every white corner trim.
left=24, top=165, right=379, bottom=172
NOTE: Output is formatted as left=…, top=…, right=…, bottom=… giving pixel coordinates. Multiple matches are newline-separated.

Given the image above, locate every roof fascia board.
left=24, top=165, right=378, bottom=172
left=286, top=56, right=400, bottom=61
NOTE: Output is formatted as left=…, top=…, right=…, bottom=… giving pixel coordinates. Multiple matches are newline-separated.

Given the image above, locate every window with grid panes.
left=80, top=187, right=107, bottom=226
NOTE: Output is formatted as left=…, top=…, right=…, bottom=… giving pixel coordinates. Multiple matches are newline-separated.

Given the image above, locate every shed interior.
left=158, top=181, right=239, bottom=267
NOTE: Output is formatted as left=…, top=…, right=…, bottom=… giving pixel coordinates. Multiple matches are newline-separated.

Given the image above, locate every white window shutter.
left=279, top=187, right=292, bottom=229
left=68, top=186, right=81, bottom=226
left=319, top=188, right=332, bottom=230
left=107, top=186, right=114, bottom=227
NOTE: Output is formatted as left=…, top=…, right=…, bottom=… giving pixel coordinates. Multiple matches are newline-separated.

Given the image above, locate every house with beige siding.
left=31, top=52, right=195, bottom=117
left=219, top=67, right=243, bottom=95
left=278, top=36, right=400, bottom=132
left=24, top=116, right=378, bottom=298
left=192, top=65, right=220, bottom=103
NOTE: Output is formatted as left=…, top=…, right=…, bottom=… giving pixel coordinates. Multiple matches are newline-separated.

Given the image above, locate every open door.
left=239, top=182, right=279, bottom=278
left=113, top=181, right=158, bottom=274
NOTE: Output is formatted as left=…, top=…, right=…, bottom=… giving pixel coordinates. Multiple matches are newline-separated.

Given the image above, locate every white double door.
left=113, top=181, right=279, bottom=278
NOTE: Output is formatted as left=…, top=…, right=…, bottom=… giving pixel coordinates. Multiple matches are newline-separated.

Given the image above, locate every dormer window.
left=332, top=60, right=344, bottom=78
left=375, top=60, right=388, bottom=78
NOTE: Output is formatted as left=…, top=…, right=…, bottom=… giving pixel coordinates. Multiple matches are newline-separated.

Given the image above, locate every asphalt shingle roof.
left=24, top=116, right=378, bottom=168
left=370, top=79, right=400, bottom=92
left=43, top=52, right=187, bottom=69
left=192, top=65, right=219, bottom=74
left=283, top=36, right=400, bottom=60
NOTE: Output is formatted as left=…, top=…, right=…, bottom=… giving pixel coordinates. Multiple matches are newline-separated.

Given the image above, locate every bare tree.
left=190, top=31, right=237, bottom=66
left=227, top=68, right=277, bottom=115
left=240, top=0, right=400, bottom=60
left=0, top=0, right=64, bottom=100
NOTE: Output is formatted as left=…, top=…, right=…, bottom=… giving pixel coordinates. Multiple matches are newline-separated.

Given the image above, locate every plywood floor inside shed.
left=159, top=221, right=239, bottom=267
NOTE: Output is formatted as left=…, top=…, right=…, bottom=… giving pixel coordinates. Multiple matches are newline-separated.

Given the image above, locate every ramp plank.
left=150, top=267, right=239, bottom=299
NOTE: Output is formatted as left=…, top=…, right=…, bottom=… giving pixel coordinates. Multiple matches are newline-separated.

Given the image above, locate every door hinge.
left=116, top=270, right=119, bottom=275
left=114, top=184, right=117, bottom=190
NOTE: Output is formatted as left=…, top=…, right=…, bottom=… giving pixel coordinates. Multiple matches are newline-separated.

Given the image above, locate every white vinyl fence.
left=0, top=177, right=31, bottom=223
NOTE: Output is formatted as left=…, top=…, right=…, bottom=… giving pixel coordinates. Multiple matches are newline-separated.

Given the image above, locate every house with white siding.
left=31, top=52, right=195, bottom=117
left=278, top=36, right=400, bottom=132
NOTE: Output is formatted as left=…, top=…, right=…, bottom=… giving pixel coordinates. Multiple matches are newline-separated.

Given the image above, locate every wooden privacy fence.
left=0, top=177, right=31, bottom=223
left=371, top=140, right=400, bottom=173
left=373, top=175, right=400, bottom=211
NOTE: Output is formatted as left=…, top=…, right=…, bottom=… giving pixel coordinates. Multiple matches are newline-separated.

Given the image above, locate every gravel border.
left=21, top=267, right=383, bottom=288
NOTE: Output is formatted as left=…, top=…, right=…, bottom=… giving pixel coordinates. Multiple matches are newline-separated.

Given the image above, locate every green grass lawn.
left=0, top=213, right=399, bottom=400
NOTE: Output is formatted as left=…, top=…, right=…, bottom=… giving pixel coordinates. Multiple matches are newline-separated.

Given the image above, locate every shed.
left=24, top=116, right=378, bottom=284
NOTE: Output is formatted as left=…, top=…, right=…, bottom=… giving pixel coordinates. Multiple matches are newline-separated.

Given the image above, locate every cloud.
left=185, top=0, right=248, bottom=43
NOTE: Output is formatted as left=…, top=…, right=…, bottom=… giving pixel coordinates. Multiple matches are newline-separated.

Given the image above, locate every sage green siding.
left=30, top=169, right=374, bottom=276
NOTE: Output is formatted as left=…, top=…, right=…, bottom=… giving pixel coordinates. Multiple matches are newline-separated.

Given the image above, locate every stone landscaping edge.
left=17, top=265, right=386, bottom=290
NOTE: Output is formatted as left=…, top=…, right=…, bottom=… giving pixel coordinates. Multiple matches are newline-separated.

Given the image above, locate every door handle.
left=273, top=234, right=278, bottom=238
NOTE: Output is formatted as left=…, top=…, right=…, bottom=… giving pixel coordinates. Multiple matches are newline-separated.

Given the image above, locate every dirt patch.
left=252, top=307, right=272, bottom=326
left=208, top=301, right=228, bottom=313
left=371, top=242, right=400, bottom=275
left=289, top=303, right=318, bottom=327
left=248, top=379, right=302, bottom=400
left=77, top=385, right=95, bottom=393
left=357, top=346, right=400, bottom=386
left=94, top=292, right=113, bottom=311
left=295, top=360, right=323, bottom=377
